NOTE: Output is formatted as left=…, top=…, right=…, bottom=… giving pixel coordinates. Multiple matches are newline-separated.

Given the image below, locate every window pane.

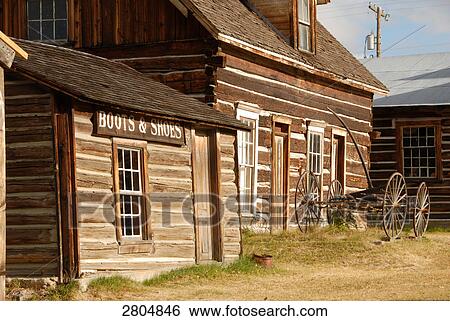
left=124, top=150, right=131, bottom=169
left=133, top=172, right=141, bottom=191
left=132, top=216, right=141, bottom=236
left=42, top=0, right=53, bottom=19
left=124, top=216, right=132, bottom=236
left=28, top=21, right=41, bottom=40
left=55, top=19, right=67, bottom=40
left=55, top=0, right=67, bottom=19
left=299, top=24, right=311, bottom=51
left=125, top=171, right=132, bottom=190
left=298, top=0, right=310, bottom=23
left=42, top=20, right=54, bottom=40
left=28, top=0, right=41, bottom=20
left=131, top=150, right=139, bottom=170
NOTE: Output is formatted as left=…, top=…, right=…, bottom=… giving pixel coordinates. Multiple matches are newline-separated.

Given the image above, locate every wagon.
left=294, top=108, right=431, bottom=240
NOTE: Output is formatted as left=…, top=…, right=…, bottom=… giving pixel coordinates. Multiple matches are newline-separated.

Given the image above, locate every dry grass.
left=13, top=227, right=450, bottom=301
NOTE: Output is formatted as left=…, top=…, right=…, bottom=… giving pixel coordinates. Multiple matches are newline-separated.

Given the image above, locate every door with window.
left=272, top=122, right=289, bottom=230
left=192, top=130, right=221, bottom=262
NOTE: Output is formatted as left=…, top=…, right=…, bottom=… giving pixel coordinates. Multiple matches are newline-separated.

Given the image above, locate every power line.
left=320, top=3, right=450, bottom=19
left=319, top=0, right=448, bottom=13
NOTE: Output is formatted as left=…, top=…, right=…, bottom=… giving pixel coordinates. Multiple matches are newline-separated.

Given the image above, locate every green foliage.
left=42, top=281, right=79, bottom=301
left=143, top=256, right=264, bottom=287
left=88, top=275, right=138, bottom=292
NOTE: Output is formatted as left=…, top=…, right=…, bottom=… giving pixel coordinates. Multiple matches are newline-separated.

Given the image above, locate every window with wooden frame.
left=112, top=140, right=151, bottom=246
left=296, top=0, right=314, bottom=52
left=27, top=0, right=68, bottom=41
left=236, top=106, right=260, bottom=216
left=397, top=121, right=442, bottom=180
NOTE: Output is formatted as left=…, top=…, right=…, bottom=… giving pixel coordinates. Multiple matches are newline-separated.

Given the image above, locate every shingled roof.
left=183, top=0, right=387, bottom=93
left=9, top=39, right=249, bottom=131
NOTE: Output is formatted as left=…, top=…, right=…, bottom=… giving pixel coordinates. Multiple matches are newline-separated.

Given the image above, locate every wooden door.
left=193, top=130, right=221, bottom=262
left=331, top=135, right=345, bottom=187
left=55, top=112, right=78, bottom=280
left=272, top=134, right=287, bottom=229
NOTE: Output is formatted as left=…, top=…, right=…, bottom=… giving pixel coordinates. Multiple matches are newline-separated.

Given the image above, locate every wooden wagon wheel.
left=382, top=172, right=408, bottom=240
left=294, top=170, right=321, bottom=232
left=413, top=182, right=430, bottom=238
left=326, top=180, right=344, bottom=225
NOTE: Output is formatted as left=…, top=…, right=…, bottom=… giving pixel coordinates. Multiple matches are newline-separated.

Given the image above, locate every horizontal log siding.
left=219, top=133, right=241, bottom=261
left=5, top=78, right=59, bottom=277
left=216, top=53, right=372, bottom=224
left=371, top=107, right=450, bottom=226
left=74, top=109, right=197, bottom=274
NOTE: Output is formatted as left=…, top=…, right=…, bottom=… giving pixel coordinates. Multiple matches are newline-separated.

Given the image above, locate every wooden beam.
left=0, top=31, right=28, bottom=60
left=169, top=0, right=189, bottom=18
left=0, top=68, right=5, bottom=301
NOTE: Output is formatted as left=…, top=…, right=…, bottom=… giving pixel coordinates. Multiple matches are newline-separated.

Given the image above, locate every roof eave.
left=218, top=33, right=389, bottom=95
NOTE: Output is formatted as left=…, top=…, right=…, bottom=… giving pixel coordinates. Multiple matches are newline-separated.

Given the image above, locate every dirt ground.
left=80, top=228, right=450, bottom=301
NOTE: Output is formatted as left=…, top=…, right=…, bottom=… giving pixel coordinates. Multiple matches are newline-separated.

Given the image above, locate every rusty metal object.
left=327, top=107, right=373, bottom=188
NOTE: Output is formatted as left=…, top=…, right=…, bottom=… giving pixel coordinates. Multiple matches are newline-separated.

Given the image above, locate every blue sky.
left=317, top=0, right=450, bottom=58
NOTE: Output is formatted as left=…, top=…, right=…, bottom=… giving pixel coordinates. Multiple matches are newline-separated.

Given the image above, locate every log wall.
left=216, top=50, right=373, bottom=224
left=4, top=74, right=59, bottom=277
left=371, top=106, right=450, bottom=226
left=1, top=0, right=210, bottom=48
left=74, top=106, right=241, bottom=275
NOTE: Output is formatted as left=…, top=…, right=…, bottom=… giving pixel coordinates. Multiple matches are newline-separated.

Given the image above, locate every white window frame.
left=27, top=0, right=68, bottom=41
left=297, top=0, right=312, bottom=52
left=236, top=103, right=260, bottom=217
left=117, top=146, right=145, bottom=240
left=402, top=126, right=437, bottom=179
left=307, top=124, right=324, bottom=196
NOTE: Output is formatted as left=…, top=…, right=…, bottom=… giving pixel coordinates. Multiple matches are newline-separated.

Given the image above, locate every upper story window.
left=27, top=0, right=68, bottom=41
left=297, top=0, right=313, bottom=52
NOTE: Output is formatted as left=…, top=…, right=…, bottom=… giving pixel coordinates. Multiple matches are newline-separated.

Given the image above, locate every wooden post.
left=376, top=7, right=381, bottom=58
left=0, top=67, right=5, bottom=301
left=0, top=31, right=28, bottom=301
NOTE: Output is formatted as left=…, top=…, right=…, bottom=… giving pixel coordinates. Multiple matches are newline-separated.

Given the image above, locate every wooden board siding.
left=74, top=108, right=193, bottom=273
left=1, top=0, right=209, bottom=47
left=371, top=106, right=450, bottom=226
left=218, top=132, right=241, bottom=261
left=74, top=106, right=241, bottom=274
left=4, top=75, right=59, bottom=277
left=86, top=39, right=219, bottom=105
left=250, top=0, right=292, bottom=41
left=216, top=51, right=373, bottom=223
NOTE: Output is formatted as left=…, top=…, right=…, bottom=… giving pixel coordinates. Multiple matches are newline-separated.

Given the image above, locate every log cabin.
left=0, top=0, right=388, bottom=232
left=365, top=53, right=450, bottom=227
left=3, top=38, right=247, bottom=281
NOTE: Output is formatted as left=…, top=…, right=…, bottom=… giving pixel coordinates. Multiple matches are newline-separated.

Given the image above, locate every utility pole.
left=369, top=2, right=390, bottom=57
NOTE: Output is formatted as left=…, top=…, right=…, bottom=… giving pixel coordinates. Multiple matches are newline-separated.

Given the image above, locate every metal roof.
left=363, top=52, right=450, bottom=107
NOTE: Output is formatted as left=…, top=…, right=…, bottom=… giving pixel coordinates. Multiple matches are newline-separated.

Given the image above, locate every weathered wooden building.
left=366, top=53, right=450, bottom=226
left=1, top=1, right=387, bottom=232
left=3, top=39, right=247, bottom=280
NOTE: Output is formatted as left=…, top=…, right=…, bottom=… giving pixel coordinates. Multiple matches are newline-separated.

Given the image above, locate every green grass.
left=143, top=256, right=267, bottom=287
left=88, top=275, right=139, bottom=292
left=243, top=226, right=372, bottom=265
left=41, top=281, right=79, bottom=301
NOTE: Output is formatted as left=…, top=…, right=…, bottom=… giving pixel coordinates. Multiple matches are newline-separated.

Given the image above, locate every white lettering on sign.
left=96, top=111, right=185, bottom=145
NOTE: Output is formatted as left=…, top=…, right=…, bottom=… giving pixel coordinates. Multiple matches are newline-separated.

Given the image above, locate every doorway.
left=192, top=129, right=221, bottom=262
left=331, top=134, right=345, bottom=188
left=272, top=122, right=289, bottom=230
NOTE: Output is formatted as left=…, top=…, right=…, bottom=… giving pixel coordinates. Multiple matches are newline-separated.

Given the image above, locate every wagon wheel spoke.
left=383, top=173, right=407, bottom=240
left=413, top=182, right=430, bottom=238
